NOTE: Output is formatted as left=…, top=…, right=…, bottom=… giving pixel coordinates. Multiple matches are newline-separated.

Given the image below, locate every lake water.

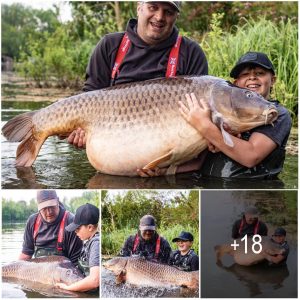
left=201, top=190, right=298, bottom=298
left=2, top=223, right=96, bottom=298
left=1, top=101, right=297, bottom=189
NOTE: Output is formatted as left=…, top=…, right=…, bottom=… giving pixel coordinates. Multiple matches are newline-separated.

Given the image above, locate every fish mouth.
left=262, top=107, right=278, bottom=125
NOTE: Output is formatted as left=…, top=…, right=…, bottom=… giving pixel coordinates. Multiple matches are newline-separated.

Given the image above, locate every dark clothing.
left=232, top=216, right=268, bottom=239
left=120, top=231, right=171, bottom=264
left=169, top=249, right=199, bottom=271
left=83, top=18, right=208, bottom=91
left=200, top=100, right=292, bottom=178
left=268, top=240, right=289, bottom=267
left=22, top=204, right=83, bottom=265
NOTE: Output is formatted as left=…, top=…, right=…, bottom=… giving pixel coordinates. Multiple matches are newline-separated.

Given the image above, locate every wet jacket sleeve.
left=21, top=214, right=37, bottom=256
left=159, top=238, right=172, bottom=264
left=83, top=33, right=123, bottom=91
left=119, top=236, right=134, bottom=257
left=232, top=220, right=240, bottom=239
left=63, top=231, right=83, bottom=266
left=190, top=255, right=199, bottom=271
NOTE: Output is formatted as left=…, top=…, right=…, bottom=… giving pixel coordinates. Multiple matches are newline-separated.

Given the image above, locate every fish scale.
left=2, top=75, right=278, bottom=176
left=104, top=257, right=199, bottom=289
left=3, top=256, right=84, bottom=286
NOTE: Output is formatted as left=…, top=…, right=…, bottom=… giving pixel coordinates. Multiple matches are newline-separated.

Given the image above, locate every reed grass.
left=202, top=15, right=298, bottom=123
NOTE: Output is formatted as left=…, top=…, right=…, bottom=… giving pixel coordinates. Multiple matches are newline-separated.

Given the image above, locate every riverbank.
left=2, top=72, right=298, bottom=156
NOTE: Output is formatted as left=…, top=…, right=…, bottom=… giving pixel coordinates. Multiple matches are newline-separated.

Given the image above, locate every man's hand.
left=179, top=93, right=212, bottom=134
left=67, top=128, right=86, bottom=148
left=56, top=282, right=71, bottom=290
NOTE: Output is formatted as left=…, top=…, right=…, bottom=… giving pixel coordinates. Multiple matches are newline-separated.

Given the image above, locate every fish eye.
left=245, top=91, right=253, bottom=98
left=66, top=270, right=71, bottom=276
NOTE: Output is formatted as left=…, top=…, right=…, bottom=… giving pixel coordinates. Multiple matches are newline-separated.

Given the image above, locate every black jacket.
left=120, top=231, right=171, bottom=264
left=169, top=249, right=199, bottom=271
left=84, top=18, right=208, bottom=91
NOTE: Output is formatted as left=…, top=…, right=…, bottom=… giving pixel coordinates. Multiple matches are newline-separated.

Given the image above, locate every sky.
left=2, top=0, right=73, bottom=22
left=1, top=189, right=92, bottom=203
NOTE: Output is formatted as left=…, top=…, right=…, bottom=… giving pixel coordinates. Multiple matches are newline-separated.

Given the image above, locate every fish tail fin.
left=2, top=111, right=45, bottom=167
left=16, top=134, right=46, bottom=167
left=2, top=111, right=35, bottom=142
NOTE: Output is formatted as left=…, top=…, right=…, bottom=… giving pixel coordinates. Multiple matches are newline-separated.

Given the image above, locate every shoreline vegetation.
left=2, top=2, right=298, bottom=124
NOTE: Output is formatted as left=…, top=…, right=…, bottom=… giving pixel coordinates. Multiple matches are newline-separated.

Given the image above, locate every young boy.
left=169, top=231, right=199, bottom=271
left=56, top=203, right=99, bottom=292
left=179, top=52, right=292, bottom=178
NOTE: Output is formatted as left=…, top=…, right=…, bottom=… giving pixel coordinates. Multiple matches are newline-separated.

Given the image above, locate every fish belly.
left=86, top=121, right=205, bottom=176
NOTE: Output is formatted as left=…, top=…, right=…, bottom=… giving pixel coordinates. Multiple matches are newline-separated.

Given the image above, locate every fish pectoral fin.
left=142, top=151, right=173, bottom=170
left=116, top=270, right=126, bottom=284
left=16, top=134, right=46, bottom=167
left=220, top=122, right=234, bottom=147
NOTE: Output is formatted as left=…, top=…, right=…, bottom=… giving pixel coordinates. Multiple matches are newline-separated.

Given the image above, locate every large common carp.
left=103, top=257, right=199, bottom=289
left=2, top=76, right=278, bottom=176
left=2, top=255, right=84, bottom=285
left=215, top=236, right=285, bottom=266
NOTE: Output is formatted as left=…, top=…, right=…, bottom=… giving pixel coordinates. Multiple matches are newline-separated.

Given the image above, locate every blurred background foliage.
left=101, top=190, right=199, bottom=255
left=1, top=1, right=298, bottom=122
left=2, top=191, right=100, bottom=222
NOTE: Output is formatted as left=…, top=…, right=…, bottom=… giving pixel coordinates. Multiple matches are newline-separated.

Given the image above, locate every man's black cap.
left=273, top=227, right=287, bottom=236
left=172, top=231, right=194, bottom=242
left=230, top=51, right=275, bottom=79
left=143, top=1, right=181, bottom=12
left=65, top=203, right=99, bottom=232
left=139, top=215, right=156, bottom=231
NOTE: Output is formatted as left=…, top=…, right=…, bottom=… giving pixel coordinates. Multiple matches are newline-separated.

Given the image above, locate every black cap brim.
left=65, top=222, right=80, bottom=232
left=230, top=62, right=275, bottom=79
left=172, top=237, right=191, bottom=242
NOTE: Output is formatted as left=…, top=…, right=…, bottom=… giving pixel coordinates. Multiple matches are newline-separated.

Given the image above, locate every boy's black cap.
left=65, top=203, right=99, bottom=232
left=273, top=227, right=287, bottom=236
left=230, top=52, right=275, bottom=79
left=172, top=231, right=194, bottom=242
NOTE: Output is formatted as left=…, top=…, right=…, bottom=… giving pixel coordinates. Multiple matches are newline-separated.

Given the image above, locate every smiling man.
left=18, top=190, right=83, bottom=265
left=68, top=1, right=208, bottom=148
left=119, top=215, right=171, bottom=263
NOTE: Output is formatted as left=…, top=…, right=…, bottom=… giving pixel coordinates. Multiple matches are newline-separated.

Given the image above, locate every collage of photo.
left=1, top=0, right=298, bottom=299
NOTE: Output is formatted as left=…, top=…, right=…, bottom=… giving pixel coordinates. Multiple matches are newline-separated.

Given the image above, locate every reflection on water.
left=216, top=263, right=289, bottom=297
left=2, top=224, right=96, bottom=298
left=201, top=191, right=298, bottom=298
left=1, top=101, right=298, bottom=189
left=101, top=266, right=199, bottom=298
